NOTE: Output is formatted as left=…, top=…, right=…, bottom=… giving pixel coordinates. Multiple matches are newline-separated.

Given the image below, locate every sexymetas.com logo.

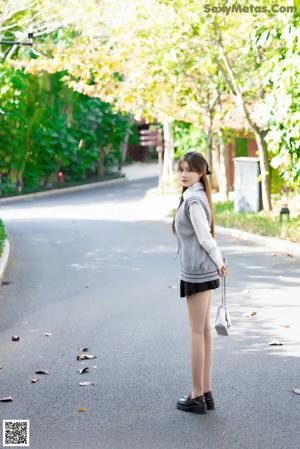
left=203, top=4, right=296, bottom=14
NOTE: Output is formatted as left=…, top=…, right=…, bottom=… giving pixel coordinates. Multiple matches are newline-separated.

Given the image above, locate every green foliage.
left=70, top=95, right=131, bottom=179
left=173, top=121, right=207, bottom=158
left=254, top=13, right=300, bottom=188
left=270, top=165, right=284, bottom=194
left=0, top=65, right=132, bottom=194
left=235, top=138, right=248, bottom=157
left=214, top=200, right=234, bottom=215
left=1, top=0, right=299, bottom=198
left=0, top=218, right=7, bottom=257
left=127, top=123, right=140, bottom=146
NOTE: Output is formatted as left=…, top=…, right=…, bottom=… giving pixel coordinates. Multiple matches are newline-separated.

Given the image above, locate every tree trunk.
left=218, top=130, right=229, bottom=200
left=119, top=128, right=130, bottom=171
left=213, top=22, right=272, bottom=211
left=97, top=148, right=105, bottom=177
left=252, top=127, right=272, bottom=211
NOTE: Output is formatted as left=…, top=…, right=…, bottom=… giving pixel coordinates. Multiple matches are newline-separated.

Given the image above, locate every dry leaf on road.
left=77, top=354, right=97, bottom=361
left=35, top=370, right=50, bottom=375
left=79, top=381, right=96, bottom=386
left=2, top=281, right=12, bottom=286
left=12, top=336, right=20, bottom=341
left=242, top=311, right=257, bottom=317
left=0, top=396, right=13, bottom=402
left=292, top=388, right=300, bottom=395
left=78, top=367, right=90, bottom=374
left=269, top=340, right=283, bottom=346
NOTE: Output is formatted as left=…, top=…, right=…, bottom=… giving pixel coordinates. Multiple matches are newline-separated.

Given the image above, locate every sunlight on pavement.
left=0, top=195, right=178, bottom=223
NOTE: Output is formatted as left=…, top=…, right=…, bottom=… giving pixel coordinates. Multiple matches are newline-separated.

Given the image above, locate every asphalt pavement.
left=0, top=175, right=300, bottom=449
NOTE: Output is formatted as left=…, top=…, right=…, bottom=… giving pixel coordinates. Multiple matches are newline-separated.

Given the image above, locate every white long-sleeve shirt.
left=186, top=190, right=223, bottom=270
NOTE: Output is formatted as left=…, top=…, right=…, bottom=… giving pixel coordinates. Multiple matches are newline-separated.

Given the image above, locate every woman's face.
left=178, top=160, right=202, bottom=188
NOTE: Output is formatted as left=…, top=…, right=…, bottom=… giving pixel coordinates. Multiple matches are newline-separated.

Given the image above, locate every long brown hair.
left=171, top=151, right=216, bottom=238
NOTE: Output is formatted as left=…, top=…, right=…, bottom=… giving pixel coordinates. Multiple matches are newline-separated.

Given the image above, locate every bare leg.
left=186, top=290, right=211, bottom=399
left=203, top=290, right=213, bottom=393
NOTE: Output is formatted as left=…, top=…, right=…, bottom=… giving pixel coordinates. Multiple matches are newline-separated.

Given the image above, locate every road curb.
left=0, top=237, right=10, bottom=286
left=216, top=225, right=300, bottom=258
left=0, top=176, right=128, bottom=204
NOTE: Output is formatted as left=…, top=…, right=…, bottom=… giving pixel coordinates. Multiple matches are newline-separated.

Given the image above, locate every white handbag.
left=215, top=261, right=231, bottom=336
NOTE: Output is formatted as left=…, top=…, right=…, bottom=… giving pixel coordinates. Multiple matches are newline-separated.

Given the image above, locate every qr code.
left=3, top=420, right=30, bottom=446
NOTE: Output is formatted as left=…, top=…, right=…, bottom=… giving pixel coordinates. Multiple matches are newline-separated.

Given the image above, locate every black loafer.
left=176, top=393, right=207, bottom=414
left=204, top=391, right=215, bottom=410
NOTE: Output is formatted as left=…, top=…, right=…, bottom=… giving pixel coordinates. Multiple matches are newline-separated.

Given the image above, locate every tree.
left=13, top=0, right=298, bottom=202
left=253, top=12, right=300, bottom=188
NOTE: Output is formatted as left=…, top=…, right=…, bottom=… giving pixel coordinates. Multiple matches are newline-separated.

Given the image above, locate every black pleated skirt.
left=180, top=278, right=220, bottom=298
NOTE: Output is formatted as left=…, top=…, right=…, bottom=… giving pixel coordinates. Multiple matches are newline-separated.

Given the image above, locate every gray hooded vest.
left=174, top=183, right=220, bottom=283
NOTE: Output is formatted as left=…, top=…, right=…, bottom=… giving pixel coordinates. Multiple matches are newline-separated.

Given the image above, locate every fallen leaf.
left=0, top=396, right=13, bottom=402
left=292, top=388, right=300, bottom=395
left=77, top=354, right=97, bottom=361
left=35, top=370, right=50, bottom=375
left=79, top=381, right=96, bottom=386
left=80, top=347, right=88, bottom=352
left=279, top=324, right=290, bottom=328
left=79, top=407, right=88, bottom=412
left=287, top=253, right=294, bottom=257
left=12, top=336, right=20, bottom=341
left=269, top=340, right=283, bottom=346
left=2, top=281, right=12, bottom=286
left=31, top=378, right=39, bottom=383
left=78, top=367, right=90, bottom=374
left=168, top=285, right=177, bottom=289
left=242, top=311, right=257, bottom=317
left=43, top=332, right=52, bottom=336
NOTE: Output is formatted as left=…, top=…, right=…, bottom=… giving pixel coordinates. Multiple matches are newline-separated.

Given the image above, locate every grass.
left=0, top=219, right=7, bottom=258
left=214, top=200, right=300, bottom=244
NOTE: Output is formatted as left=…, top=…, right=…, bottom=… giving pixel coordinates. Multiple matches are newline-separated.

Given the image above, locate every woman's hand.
left=217, top=264, right=229, bottom=277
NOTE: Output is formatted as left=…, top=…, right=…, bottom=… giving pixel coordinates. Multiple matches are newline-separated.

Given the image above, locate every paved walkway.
left=0, top=175, right=300, bottom=449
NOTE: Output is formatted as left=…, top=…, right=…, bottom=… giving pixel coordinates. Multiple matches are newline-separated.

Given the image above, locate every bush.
left=214, top=200, right=300, bottom=243
left=0, top=219, right=7, bottom=257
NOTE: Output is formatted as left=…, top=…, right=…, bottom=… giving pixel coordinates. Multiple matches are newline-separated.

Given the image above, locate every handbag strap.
left=221, top=257, right=227, bottom=307
left=221, top=277, right=226, bottom=307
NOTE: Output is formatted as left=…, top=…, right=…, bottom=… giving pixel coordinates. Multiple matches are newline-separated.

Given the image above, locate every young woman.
left=172, top=151, right=229, bottom=415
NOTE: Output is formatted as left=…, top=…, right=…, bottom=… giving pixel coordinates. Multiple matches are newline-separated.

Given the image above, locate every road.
left=0, top=176, right=300, bottom=449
